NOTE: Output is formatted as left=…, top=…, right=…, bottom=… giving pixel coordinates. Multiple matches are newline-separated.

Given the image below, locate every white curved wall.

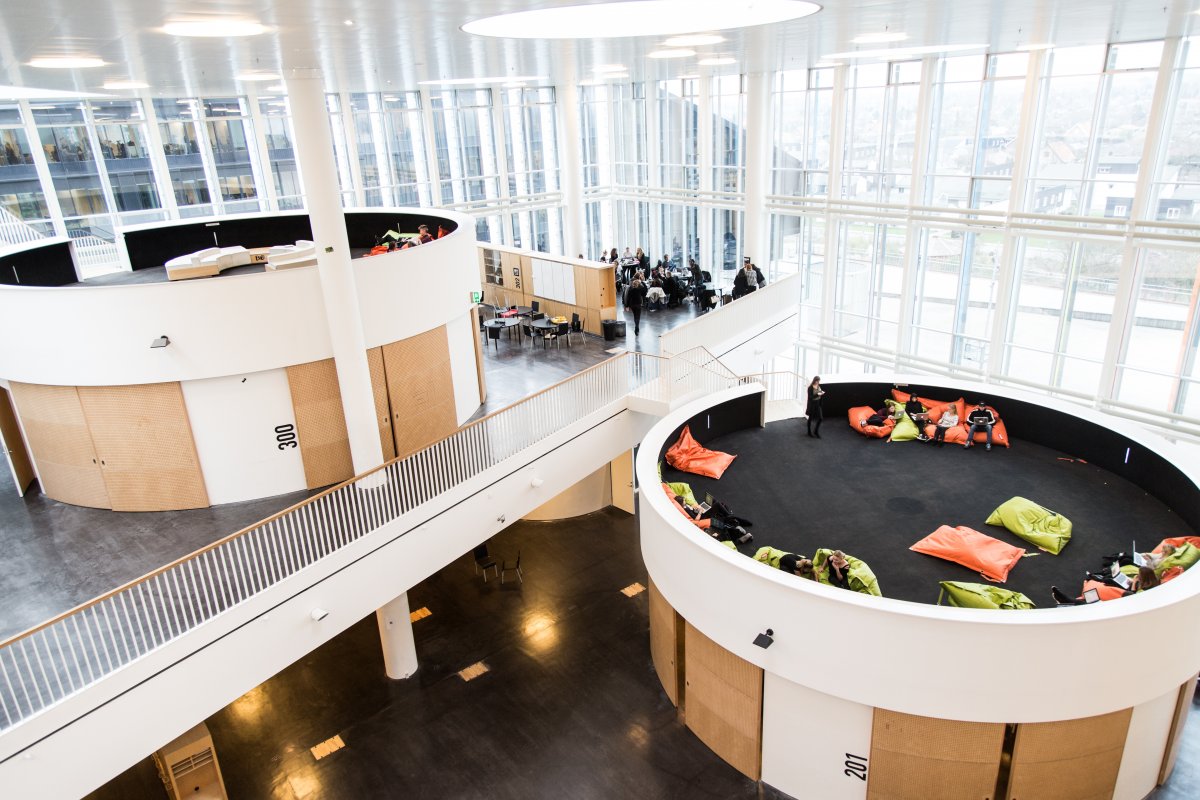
left=638, top=381, right=1200, bottom=724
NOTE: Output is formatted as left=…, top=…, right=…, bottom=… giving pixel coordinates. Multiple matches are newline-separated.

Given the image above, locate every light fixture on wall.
left=753, top=628, right=774, bottom=649
left=310, top=608, right=329, bottom=622
left=150, top=335, right=170, bottom=349
left=531, top=477, right=544, bottom=488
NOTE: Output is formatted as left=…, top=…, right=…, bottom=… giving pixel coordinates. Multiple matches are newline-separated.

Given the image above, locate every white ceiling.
left=3, top=0, right=1199, bottom=99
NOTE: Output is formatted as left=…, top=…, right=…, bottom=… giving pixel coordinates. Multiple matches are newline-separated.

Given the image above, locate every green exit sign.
left=471, top=290, right=483, bottom=303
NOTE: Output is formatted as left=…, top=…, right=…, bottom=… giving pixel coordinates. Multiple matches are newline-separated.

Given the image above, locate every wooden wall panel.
left=382, top=327, right=458, bottom=460
left=0, top=387, right=36, bottom=494
left=366, top=347, right=396, bottom=462
left=1007, top=709, right=1132, bottom=800
left=286, top=359, right=355, bottom=489
left=78, top=383, right=209, bottom=512
left=470, top=307, right=487, bottom=404
left=648, top=579, right=679, bottom=706
left=867, top=709, right=1004, bottom=800
left=1159, top=676, right=1198, bottom=785
left=683, top=622, right=763, bottom=780
left=8, top=382, right=110, bottom=508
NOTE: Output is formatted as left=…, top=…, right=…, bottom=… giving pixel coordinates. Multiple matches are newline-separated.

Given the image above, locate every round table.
left=484, top=317, right=522, bottom=344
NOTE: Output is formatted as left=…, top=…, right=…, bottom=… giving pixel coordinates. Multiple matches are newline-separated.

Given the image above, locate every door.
left=286, top=359, right=355, bottom=489
left=367, top=347, right=397, bottom=462
left=8, top=382, right=110, bottom=508
left=609, top=448, right=636, bottom=514
left=0, top=387, right=35, bottom=495
left=382, top=327, right=458, bottom=460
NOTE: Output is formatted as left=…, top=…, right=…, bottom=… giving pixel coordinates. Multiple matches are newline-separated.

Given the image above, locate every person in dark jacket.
left=732, top=256, right=765, bottom=299
left=806, top=376, right=825, bottom=438
left=964, top=401, right=996, bottom=450
left=624, top=278, right=648, bottom=336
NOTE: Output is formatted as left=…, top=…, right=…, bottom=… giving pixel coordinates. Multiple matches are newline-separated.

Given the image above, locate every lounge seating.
left=910, top=525, right=1027, bottom=583
left=848, top=406, right=895, bottom=438
left=754, top=546, right=790, bottom=569
left=986, top=496, right=1072, bottom=554
left=664, top=425, right=736, bottom=479
left=661, top=483, right=710, bottom=530
left=266, top=240, right=317, bottom=270
left=937, top=581, right=1035, bottom=609
left=888, top=412, right=921, bottom=442
left=813, top=548, right=881, bottom=596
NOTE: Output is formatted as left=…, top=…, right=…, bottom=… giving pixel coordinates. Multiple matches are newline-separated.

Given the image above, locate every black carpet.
left=659, top=416, right=1195, bottom=608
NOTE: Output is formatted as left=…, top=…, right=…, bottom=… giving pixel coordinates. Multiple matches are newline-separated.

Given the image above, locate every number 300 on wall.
left=275, top=423, right=298, bottom=450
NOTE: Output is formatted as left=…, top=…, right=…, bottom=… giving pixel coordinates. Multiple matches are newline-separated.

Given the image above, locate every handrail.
left=0, top=351, right=656, bottom=732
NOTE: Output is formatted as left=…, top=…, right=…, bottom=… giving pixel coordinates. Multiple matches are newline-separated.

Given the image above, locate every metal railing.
left=0, top=352, right=656, bottom=733
left=0, top=207, right=48, bottom=248
left=659, top=272, right=802, bottom=358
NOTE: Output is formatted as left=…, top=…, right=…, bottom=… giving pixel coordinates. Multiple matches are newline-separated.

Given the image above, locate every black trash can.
left=602, top=319, right=626, bottom=341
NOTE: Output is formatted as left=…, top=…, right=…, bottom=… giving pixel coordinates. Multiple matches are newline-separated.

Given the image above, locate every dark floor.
left=85, top=510, right=789, bottom=800
left=660, top=416, right=1193, bottom=607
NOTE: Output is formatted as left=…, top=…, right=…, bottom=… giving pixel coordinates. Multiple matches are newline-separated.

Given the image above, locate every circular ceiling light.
left=462, top=0, right=821, bottom=39
left=852, top=32, right=907, bottom=44
left=648, top=49, right=696, bottom=59
left=663, top=34, right=726, bottom=47
left=28, top=56, right=107, bottom=69
left=698, top=57, right=737, bottom=66
left=237, top=72, right=281, bottom=82
left=162, top=18, right=269, bottom=37
left=103, top=80, right=149, bottom=90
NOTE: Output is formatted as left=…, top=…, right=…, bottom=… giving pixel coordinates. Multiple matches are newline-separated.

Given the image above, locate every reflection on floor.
left=86, top=510, right=787, bottom=800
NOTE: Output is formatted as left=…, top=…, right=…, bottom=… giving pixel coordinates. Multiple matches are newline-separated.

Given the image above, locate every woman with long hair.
left=806, top=376, right=825, bottom=438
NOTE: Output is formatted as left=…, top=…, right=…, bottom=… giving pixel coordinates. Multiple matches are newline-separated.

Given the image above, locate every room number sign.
left=275, top=423, right=298, bottom=449
left=844, top=752, right=868, bottom=781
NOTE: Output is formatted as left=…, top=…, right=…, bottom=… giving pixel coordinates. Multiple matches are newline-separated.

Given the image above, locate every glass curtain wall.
left=154, top=98, right=213, bottom=217
left=256, top=96, right=302, bottom=210
left=202, top=97, right=261, bottom=214
left=430, top=89, right=501, bottom=206
left=0, top=103, right=50, bottom=238
left=90, top=99, right=161, bottom=224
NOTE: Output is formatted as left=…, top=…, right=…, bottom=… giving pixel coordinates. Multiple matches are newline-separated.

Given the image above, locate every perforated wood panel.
left=366, top=347, right=395, bottom=462
left=0, top=387, right=35, bottom=494
left=470, top=307, right=486, bottom=403
left=683, top=622, right=763, bottom=780
left=648, top=579, right=679, bottom=706
left=287, top=359, right=355, bottom=489
left=867, top=709, right=1005, bottom=800
left=1159, top=676, right=1198, bottom=785
left=1007, top=709, right=1132, bottom=800
left=382, top=327, right=458, bottom=460
left=8, top=382, right=110, bottom=508
left=78, top=383, right=209, bottom=511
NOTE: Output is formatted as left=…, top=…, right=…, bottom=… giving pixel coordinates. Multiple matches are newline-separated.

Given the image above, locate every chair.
left=486, top=325, right=501, bottom=349
left=531, top=300, right=540, bottom=313
left=500, top=550, right=523, bottom=584
left=571, top=312, right=582, bottom=334
left=474, top=544, right=498, bottom=582
left=531, top=312, right=545, bottom=320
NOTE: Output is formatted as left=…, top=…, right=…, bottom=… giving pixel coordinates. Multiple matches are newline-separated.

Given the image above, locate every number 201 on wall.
left=275, top=423, right=298, bottom=450
left=844, top=753, right=868, bottom=781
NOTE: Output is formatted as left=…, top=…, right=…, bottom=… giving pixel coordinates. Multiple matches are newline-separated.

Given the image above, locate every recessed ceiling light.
left=462, top=0, right=821, bottom=39
left=663, top=34, right=726, bottom=47
left=344, top=19, right=354, bottom=26
left=698, top=57, right=737, bottom=66
left=237, top=72, right=280, bottom=82
left=162, top=18, right=269, bottom=37
left=28, top=56, right=106, bottom=69
left=417, top=75, right=547, bottom=85
left=853, top=32, right=908, bottom=44
left=0, top=84, right=109, bottom=100
left=594, top=64, right=628, bottom=73
left=1018, top=43, right=1055, bottom=51
left=103, top=80, right=149, bottom=90
left=265, top=84, right=285, bottom=92
left=648, top=49, right=696, bottom=59
left=823, top=43, right=988, bottom=59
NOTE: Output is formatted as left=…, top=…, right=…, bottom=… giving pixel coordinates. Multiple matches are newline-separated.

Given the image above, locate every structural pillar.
left=742, top=72, right=772, bottom=275
left=557, top=71, right=587, bottom=258
left=376, top=592, right=419, bottom=679
left=285, top=70, right=385, bottom=475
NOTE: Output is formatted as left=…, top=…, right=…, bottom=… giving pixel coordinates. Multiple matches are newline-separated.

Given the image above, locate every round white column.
left=557, top=75, right=586, bottom=258
left=285, top=70, right=384, bottom=475
left=742, top=72, right=772, bottom=271
left=376, top=592, right=419, bottom=680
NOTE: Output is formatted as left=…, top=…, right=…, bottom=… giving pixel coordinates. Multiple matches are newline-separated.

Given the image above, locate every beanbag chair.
left=813, top=549, right=882, bottom=596
left=923, top=421, right=969, bottom=444
left=910, top=525, right=1026, bottom=582
left=938, top=581, right=1035, bottom=609
left=986, top=497, right=1072, bottom=554
left=664, top=425, right=736, bottom=479
left=848, top=406, right=895, bottom=438
left=891, top=390, right=966, bottom=424
left=661, top=483, right=711, bottom=530
left=666, top=481, right=698, bottom=508
left=888, top=413, right=921, bottom=442
left=1081, top=580, right=1127, bottom=602
left=754, top=546, right=789, bottom=569
left=1154, top=542, right=1200, bottom=577
left=964, top=405, right=1011, bottom=447
left=1153, top=536, right=1200, bottom=554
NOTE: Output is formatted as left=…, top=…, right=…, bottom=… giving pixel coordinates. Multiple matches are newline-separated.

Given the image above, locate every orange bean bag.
left=849, top=406, right=896, bottom=438
left=910, top=525, right=1027, bottom=582
left=1153, top=536, right=1200, bottom=553
left=965, top=405, right=1011, bottom=447
left=891, top=390, right=966, bottom=425
left=1081, top=580, right=1127, bottom=602
left=661, top=483, right=711, bottom=529
left=664, top=425, right=736, bottom=479
left=1161, top=566, right=1185, bottom=584
left=923, top=421, right=969, bottom=444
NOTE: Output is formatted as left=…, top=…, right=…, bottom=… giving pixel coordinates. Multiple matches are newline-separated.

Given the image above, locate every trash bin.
left=602, top=319, right=626, bottom=341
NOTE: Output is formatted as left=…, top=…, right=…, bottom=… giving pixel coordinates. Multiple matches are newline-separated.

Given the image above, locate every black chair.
left=571, top=312, right=582, bottom=333
left=531, top=312, right=546, bottom=320
left=531, top=300, right=540, bottom=313
left=500, top=550, right=523, bottom=585
left=474, top=544, right=498, bottom=582
left=486, top=325, right=501, bottom=349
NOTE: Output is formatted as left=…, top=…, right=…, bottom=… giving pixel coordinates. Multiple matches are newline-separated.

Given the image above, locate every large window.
left=0, top=103, right=50, bottom=237
left=503, top=87, right=559, bottom=197
left=612, top=83, right=648, bottom=186
left=91, top=100, right=160, bottom=218
left=580, top=85, right=611, bottom=189
left=842, top=61, right=920, bottom=204
left=1152, top=38, right=1200, bottom=221
left=203, top=97, right=260, bottom=213
left=154, top=98, right=212, bottom=216
left=711, top=75, right=745, bottom=193
left=772, top=68, right=834, bottom=197
left=657, top=78, right=698, bottom=190
left=257, top=96, right=302, bottom=210
left=430, top=90, right=500, bottom=205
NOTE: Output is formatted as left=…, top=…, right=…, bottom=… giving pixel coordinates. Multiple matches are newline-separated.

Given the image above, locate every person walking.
left=806, top=376, right=825, bottom=438
left=624, top=277, right=648, bottom=336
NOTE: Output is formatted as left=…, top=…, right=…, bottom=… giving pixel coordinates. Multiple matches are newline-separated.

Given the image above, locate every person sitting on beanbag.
left=965, top=401, right=997, bottom=450
left=861, top=405, right=892, bottom=427
left=1051, top=566, right=1159, bottom=605
left=823, top=550, right=852, bottom=590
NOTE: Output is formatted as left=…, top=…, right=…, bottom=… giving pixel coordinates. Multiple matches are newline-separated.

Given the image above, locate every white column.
left=557, top=77, right=586, bottom=258
left=743, top=72, right=772, bottom=271
left=285, top=70, right=384, bottom=474
left=376, top=592, right=418, bottom=679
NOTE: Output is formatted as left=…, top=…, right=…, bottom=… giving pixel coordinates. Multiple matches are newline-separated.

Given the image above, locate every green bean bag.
left=985, top=496, right=1072, bottom=554
left=1156, top=542, right=1200, bottom=577
left=888, top=413, right=921, bottom=442
left=937, top=581, right=1036, bottom=610
left=722, top=540, right=737, bottom=551
left=813, top=548, right=882, bottom=596
left=754, top=546, right=788, bottom=569
left=666, top=482, right=698, bottom=508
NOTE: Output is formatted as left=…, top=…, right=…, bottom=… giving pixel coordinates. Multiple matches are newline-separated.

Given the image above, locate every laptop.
left=1082, top=588, right=1101, bottom=603
left=1110, top=561, right=1132, bottom=590
left=698, top=492, right=714, bottom=513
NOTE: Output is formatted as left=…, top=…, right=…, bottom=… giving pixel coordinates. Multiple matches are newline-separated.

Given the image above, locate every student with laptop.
left=964, top=401, right=997, bottom=451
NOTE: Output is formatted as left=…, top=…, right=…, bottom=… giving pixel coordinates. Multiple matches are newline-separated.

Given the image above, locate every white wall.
left=524, top=464, right=612, bottom=520
left=444, top=311, right=482, bottom=425
left=181, top=369, right=307, bottom=505
left=761, top=675, right=872, bottom=800
left=1113, top=685, right=1182, bottom=800
left=715, top=311, right=798, bottom=376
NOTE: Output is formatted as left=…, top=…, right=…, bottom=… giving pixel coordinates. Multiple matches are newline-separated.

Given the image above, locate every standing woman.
left=806, top=376, right=825, bottom=438
left=624, top=277, right=648, bottom=336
